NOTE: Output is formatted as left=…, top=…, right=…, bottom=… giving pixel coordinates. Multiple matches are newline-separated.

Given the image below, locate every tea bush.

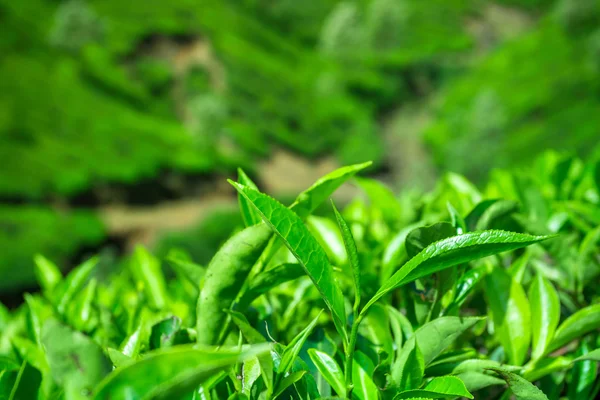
left=1, top=152, right=599, bottom=399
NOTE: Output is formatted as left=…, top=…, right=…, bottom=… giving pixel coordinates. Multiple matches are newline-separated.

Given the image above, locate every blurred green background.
left=1, top=0, right=600, bottom=294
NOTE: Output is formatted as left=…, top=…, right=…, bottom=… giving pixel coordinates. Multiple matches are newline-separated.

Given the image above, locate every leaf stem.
left=344, top=313, right=364, bottom=398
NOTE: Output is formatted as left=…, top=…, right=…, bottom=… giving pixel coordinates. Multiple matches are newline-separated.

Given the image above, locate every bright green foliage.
left=2, top=154, right=600, bottom=399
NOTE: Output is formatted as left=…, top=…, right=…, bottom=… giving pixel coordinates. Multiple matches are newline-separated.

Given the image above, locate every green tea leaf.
left=131, top=248, right=169, bottom=310
left=548, top=304, right=600, bottom=353
left=307, top=349, right=346, bottom=398
left=241, top=357, right=261, bottom=396
left=42, top=318, right=111, bottom=399
left=307, top=215, right=347, bottom=266
left=352, top=351, right=379, bottom=400
left=405, top=223, right=457, bottom=259
left=278, top=311, right=322, bottom=376
left=568, top=339, right=598, bottom=399
left=273, top=370, right=307, bottom=398
left=196, top=223, right=272, bottom=345
left=447, top=202, right=467, bottom=234
left=7, top=361, right=41, bottom=400
left=55, top=256, right=98, bottom=316
left=290, top=162, right=372, bottom=219
left=33, top=254, right=62, bottom=294
left=240, top=263, right=304, bottom=306
left=485, top=266, right=531, bottom=366
left=489, top=368, right=549, bottom=400
left=395, top=375, right=473, bottom=399
left=332, top=200, right=361, bottom=310
left=94, top=344, right=271, bottom=400
left=393, top=338, right=424, bottom=390
left=229, top=311, right=274, bottom=395
left=106, top=348, right=132, bottom=369
left=529, top=273, right=560, bottom=361
left=356, top=177, right=403, bottom=225
left=166, top=252, right=205, bottom=288
left=237, top=168, right=263, bottom=227
left=573, top=348, right=600, bottom=363
left=230, top=182, right=348, bottom=343
left=364, top=231, right=551, bottom=313
left=392, top=316, right=482, bottom=386
left=523, top=357, right=573, bottom=382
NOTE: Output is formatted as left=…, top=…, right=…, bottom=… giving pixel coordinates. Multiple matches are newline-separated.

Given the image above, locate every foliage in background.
left=1, top=151, right=599, bottom=399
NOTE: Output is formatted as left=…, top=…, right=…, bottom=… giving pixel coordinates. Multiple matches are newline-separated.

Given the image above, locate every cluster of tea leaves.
left=1, top=152, right=600, bottom=399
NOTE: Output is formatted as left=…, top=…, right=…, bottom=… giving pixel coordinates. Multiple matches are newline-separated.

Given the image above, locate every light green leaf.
left=393, top=316, right=484, bottom=379
left=240, top=263, right=304, bottom=305
left=230, top=182, right=348, bottom=343
left=42, top=319, right=111, bottom=399
left=355, top=177, right=401, bottom=223
left=196, top=223, right=272, bottom=345
left=523, top=357, right=573, bottom=381
left=278, top=311, right=322, bottom=376
left=548, top=304, right=600, bottom=353
left=388, top=306, right=414, bottom=357
left=242, top=357, right=261, bottom=396
left=166, top=252, right=205, bottom=288
left=393, top=338, right=424, bottom=390
left=484, top=266, right=531, bottom=366
left=290, top=162, right=372, bottom=219
left=33, top=254, right=62, bottom=294
left=405, top=223, right=457, bottom=259
left=130, top=248, right=169, bottom=310
left=352, top=351, right=379, bottom=400
left=94, top=345, right=270, bottom=400
left=447, top=202, right=467, bottom=234
left=455, top=371, right=505, bottom=392
left=489, top=368, right=549, bottom=400
left=573, top=348, right=600, bottom=363
left=237, top=168, right=263, bottom=227
left=364, top=231, right=551, bottom=314
left=529, top=273, right=560, bottom=361
left=394, top=376, right=473, bottom=399
left=307, top=215, right=347, bottom=266
left=107, top=348, right=132, bottom=369
left=228, top=311, right=274, bottom=395
left=332, top=200, right=361, bottom=311
left=307, top=349, right=346, bottom=398
left=55, top=256, right=98, bottom=316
